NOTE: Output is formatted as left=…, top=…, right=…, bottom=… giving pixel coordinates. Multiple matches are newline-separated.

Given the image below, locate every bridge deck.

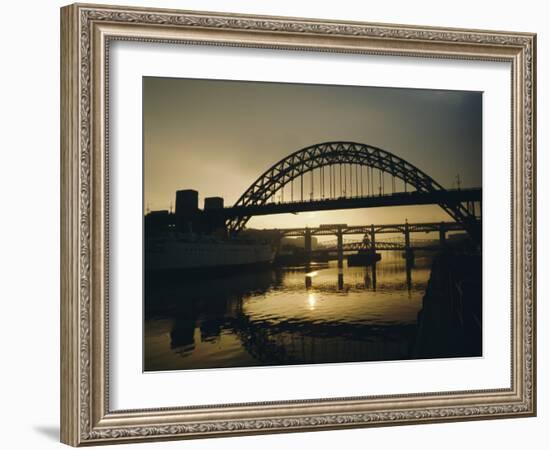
left=220, top=188, right=480, bottom=219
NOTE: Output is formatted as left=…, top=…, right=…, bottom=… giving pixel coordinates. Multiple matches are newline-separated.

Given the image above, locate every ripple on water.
left=144, top=256, right=432, bottom=371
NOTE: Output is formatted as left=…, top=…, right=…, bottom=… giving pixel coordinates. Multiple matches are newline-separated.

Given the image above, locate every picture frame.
left=60, top=2, right=536, bottom=446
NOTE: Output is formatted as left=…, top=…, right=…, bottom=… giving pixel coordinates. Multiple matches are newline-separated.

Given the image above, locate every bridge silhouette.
left=215, top=141, right=481, bottom=242
left=275, top=220, right=468, bottom=267
left=319, top=237, right=441, bottom=253
left=276, top=221, right=466, bottom=237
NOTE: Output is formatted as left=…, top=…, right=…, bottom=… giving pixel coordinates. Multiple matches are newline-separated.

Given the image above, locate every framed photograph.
left=60, top=3, right=536, bottom=446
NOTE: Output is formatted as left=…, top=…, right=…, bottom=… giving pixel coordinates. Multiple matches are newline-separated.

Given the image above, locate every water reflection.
left=144, top=251, right=433, bottom=371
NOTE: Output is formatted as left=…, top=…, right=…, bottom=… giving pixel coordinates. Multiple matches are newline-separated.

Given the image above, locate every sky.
left=143, top=77, right=482, bottom=229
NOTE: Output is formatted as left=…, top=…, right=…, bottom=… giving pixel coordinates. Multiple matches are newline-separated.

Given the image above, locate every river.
left=144, top=251, right=433, bottom=371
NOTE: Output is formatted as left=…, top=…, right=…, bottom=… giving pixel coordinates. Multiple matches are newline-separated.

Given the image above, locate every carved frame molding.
left=60, top=3, right=536, bottom=446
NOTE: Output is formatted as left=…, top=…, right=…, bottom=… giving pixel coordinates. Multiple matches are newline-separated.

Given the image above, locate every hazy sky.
left=143, top=77, right=481, bottom=229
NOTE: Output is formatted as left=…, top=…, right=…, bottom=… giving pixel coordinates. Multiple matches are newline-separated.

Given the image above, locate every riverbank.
left=413, top=250, right=482, bottom=359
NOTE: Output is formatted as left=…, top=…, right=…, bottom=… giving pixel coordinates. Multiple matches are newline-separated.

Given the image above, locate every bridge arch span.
left=228, top=141, right=480, bottom=241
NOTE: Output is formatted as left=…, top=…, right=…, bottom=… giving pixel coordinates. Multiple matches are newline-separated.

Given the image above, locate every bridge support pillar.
left=404, top=220, right=414, bottom=262
left=337, top=227, right=344, bottom=268
left=304, top=228, right=312, bottom=262
left=404, top=220, right=411, bottom=252
left=370, top=224, right=376, bottom=254
left=439, top=222, right=447, bottom=248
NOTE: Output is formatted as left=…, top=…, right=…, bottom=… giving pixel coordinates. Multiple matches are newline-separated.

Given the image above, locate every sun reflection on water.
left=308, top=292, right=317, bottom=310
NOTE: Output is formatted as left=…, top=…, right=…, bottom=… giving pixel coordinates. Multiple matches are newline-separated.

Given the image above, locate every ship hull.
left=145, top=238, right=275, bottom=273
left=347, top=252, right=382, bottom=267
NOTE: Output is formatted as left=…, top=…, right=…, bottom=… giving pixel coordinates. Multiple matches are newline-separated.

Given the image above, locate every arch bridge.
left=224, top=142, right=481, bottom=242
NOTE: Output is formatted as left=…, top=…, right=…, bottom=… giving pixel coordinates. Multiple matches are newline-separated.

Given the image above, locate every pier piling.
left=439, top=222, right=447, bottom=247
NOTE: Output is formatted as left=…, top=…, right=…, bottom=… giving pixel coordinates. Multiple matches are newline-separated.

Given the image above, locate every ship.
left=145, top=232, right=276, bottom=272
left=145, top=189, right=277, bottom=272
left=347, top=250, right=382, bottom=267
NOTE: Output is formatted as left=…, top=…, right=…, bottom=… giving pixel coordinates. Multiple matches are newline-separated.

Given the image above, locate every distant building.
left=145, top=189, right=228, bottom=237
left=203, top=196, right=225, bottom=235
left=144, top=210, right=174, bottom=235
left=175, top=189, right=200, bottom=233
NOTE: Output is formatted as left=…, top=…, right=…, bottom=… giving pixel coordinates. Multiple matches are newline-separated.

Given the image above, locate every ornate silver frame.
left=60, top=3, right=536, bottom=446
